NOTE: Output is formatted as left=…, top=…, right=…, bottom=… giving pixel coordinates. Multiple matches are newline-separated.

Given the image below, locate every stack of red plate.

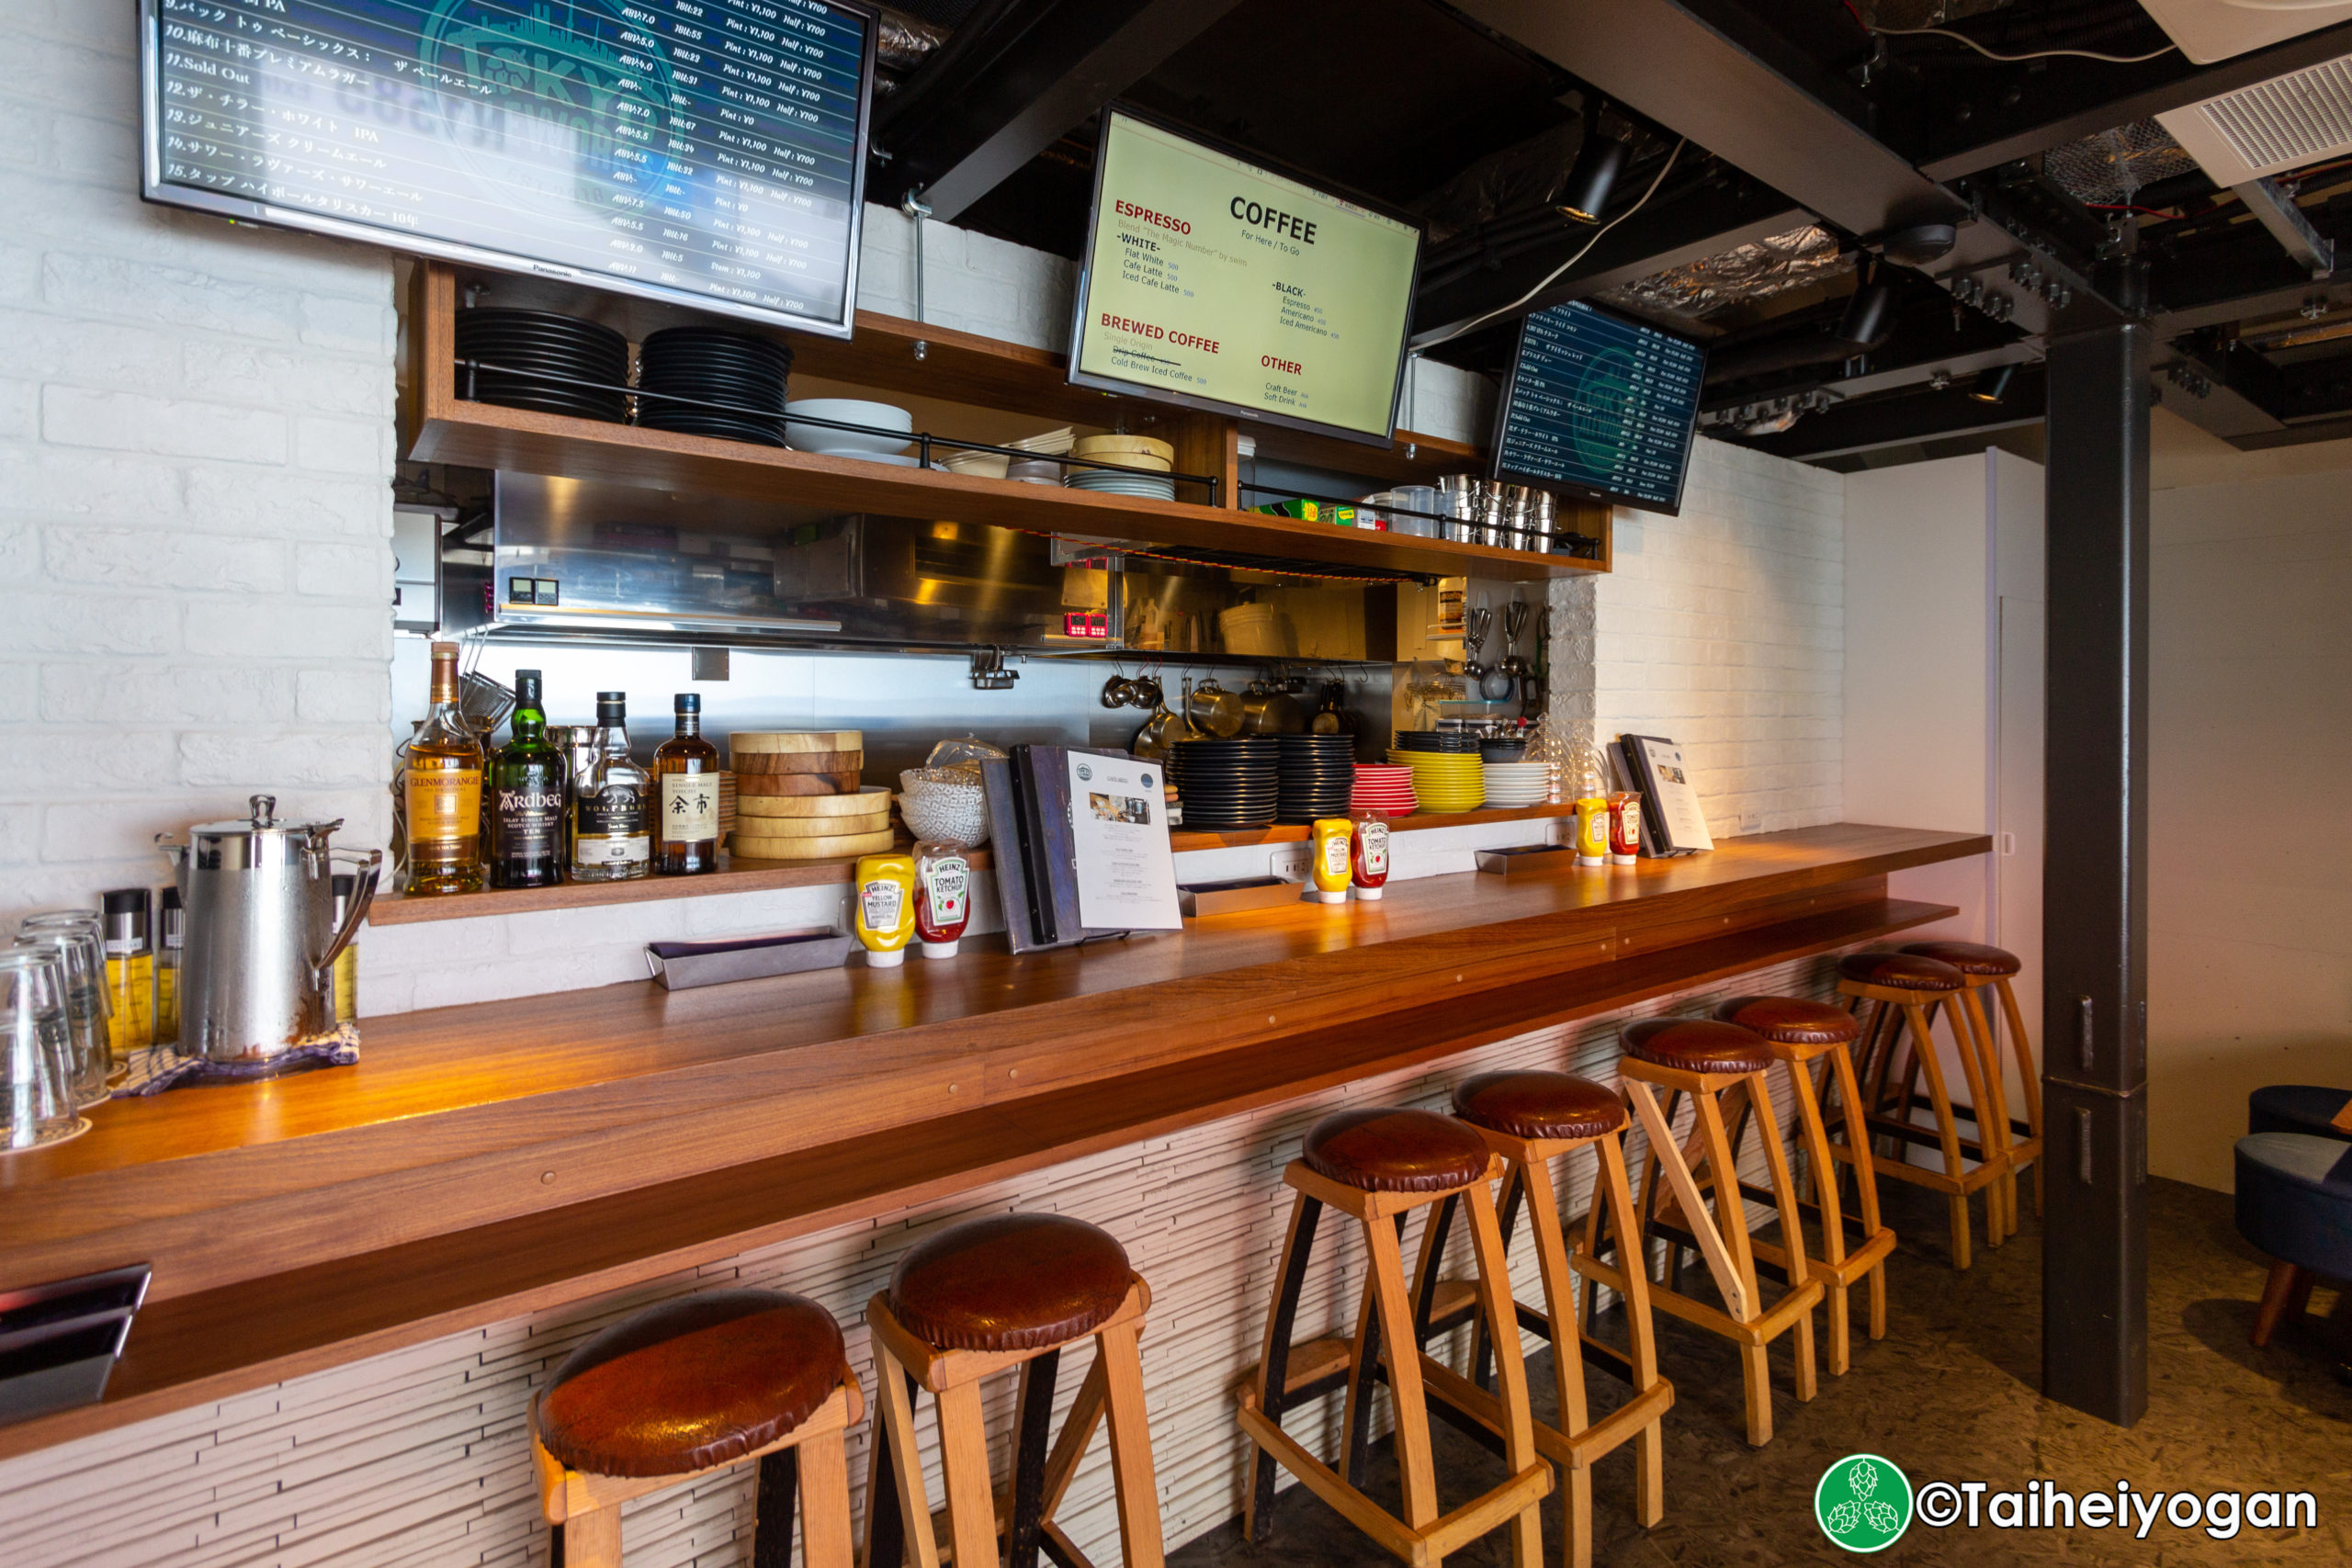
left=1350, top=762, right=1418, bottom=817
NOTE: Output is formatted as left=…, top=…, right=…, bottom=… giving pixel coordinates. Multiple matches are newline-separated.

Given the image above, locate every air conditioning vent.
left=2139, top=0, right=2352, bottom=66
left=2158, top=51, right=2352, bottom=186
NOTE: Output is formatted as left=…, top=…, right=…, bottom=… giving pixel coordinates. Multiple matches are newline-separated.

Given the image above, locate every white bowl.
left=900, top=780, right=989, bottom=847
left=785, top=398, right=913, bottom=457
left=944, top=449, right=1012, bottom=479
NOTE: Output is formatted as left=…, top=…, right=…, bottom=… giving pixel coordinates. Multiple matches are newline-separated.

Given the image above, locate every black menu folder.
left=981, top=744, right=1136, bottom=953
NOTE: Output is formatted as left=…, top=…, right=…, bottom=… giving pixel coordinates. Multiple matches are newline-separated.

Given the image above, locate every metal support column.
left=2040, top=320, right=2152, bottom=1427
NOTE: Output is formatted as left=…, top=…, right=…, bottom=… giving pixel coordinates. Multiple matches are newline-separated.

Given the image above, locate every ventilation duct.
left=2139, top=0, right=2352, bottom=66
left=2044, top=120, right=2199, bottom=207
left=2158, top=51, right=2352, bottom=185
left=1597, top=225, right=1851, bottom=324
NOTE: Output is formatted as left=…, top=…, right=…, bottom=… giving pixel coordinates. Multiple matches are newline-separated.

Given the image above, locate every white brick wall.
left=1550, top=437, right=1844, bottom=839
left=0, top=950, right=1848, bottom=1568
left=0, top=2, right=397, bottom=927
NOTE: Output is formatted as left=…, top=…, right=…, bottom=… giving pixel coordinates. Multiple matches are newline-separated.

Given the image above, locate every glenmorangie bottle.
left=571, top=693, right=651, bottom=882
left=654, top=693, right=719, bottom=874
left=490, top=669, right=565, bottom=888
left=404, top=641, right=485, bottom=894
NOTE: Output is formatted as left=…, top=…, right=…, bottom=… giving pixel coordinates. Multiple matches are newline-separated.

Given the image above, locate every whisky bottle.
left=654, top=693, right=720, bottom=875
left=571, top=693, right=651, bottom=882
left=490, top=669, right=566, bottom=888
left=403, top=641, right=485, bottom=895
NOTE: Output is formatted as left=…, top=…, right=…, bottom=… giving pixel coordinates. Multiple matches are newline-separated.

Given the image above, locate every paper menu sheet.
left=1629, top=735, right=1713, bottom=852
left=1068, top=752, right=1183, bottom=931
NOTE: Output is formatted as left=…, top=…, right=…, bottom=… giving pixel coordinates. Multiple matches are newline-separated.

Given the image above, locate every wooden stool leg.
left=797, top=1427, right=855, bottom=1568
left=1993, top=976, right=2045, bottom=1219
left=937, top=1379, right=1003, bottom=1568
left=870, top=1351, right=942, bottom=1568
left=1341, top=1258, right=1385, bottom=1492
left=1097, top=1319, right=1167, bottom=1568
left=1900, top=1002, right=1974, bottom=1271
left=562, top=1508, right=622, bottom=1568
left=1782, top=1055, right=1850, bottom=1376
left=1953, top=987, right=2014, bottom=1245
left=1688, top=1083, right=1774, bottom=1446
left=1595, top=1135, right=1665, bottom=1529
left=1824, top=1040, right=1889, bottom=1343
left=1362, top=1209, right=1441, bottom=1533
left=2253, top=1260, right=2308, bottom=1348
left=1518, top=1150, right=1593, bottom=1568
left=752, top=1445, right=799, bottom=1568
left=1246, top=1193, right=1322, bottom=1544
left=1460, top=1173, right=1544, bottom=1568
left=1006, top=1349, right=1062, bottom=1568
left=1744, top=1072, right=1816, bottom=1407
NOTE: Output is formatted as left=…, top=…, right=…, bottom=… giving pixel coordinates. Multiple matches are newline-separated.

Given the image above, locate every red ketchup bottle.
left=914, top=841, right=972, bottom=958
left=1351, top=812, right=1390, bottom=900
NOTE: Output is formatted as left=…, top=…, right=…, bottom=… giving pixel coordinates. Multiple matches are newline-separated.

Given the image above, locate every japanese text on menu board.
left=1497, top=302, right=1704, bottom=512
left=1073, top=114, right=1419, bottom=438
left=150, top=0, right=866, bottom=329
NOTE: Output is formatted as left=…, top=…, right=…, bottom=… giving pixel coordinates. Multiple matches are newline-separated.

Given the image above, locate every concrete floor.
left=1171, top=1176, right=2351, bottom=1565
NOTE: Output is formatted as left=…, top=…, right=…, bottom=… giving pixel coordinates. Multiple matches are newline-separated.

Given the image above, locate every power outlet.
left=1270, top=845, right=1310, bottom=882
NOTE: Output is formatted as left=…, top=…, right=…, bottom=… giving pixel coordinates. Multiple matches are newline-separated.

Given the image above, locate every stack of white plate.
left=1482, top=761, right=1553, bottom=807
left=784, top=398, right=914, bottom=463
left=1066, top=468, right=1175, bottom=502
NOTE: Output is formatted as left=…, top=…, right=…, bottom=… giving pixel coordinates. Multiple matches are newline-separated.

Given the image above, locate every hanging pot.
left=1238, top=679, right=1306, bottom=735
left=1185, top=675, right=1247, bottom=739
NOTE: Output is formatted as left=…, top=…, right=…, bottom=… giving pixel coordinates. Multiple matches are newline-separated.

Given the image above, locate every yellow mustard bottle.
left=100, top=888, right=154, bottom=1058
left=854, top=852, right=919, bottom=968
left=1309, top=818, right=1354, bottom=905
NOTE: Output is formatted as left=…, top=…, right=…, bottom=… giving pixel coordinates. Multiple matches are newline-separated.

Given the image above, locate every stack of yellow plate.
left=1388, top=749, right=1485, bottom=813
left=728, top=729, right=893, bottom=859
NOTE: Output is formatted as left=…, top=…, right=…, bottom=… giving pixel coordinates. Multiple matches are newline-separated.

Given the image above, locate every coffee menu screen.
left=1492, top=300, right=1705, bottom=514
left=1070, top=112, right=1421, bottom=444
left=141, top=0, right=874, bottom=334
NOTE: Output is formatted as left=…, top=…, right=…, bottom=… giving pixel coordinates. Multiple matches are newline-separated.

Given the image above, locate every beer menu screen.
left=141, top=0, right=875, bottom=334
left=1070, top=111, right=1421, bottom=445
left=1492, top=300, right=1705, bottom=514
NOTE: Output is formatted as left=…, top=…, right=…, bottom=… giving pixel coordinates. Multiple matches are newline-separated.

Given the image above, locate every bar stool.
left=864, top=1213, right=1161, bottom=1568
left=1408, top=1073, right=1675, bottom=1568
left=531, top=1289, right=862, bottom=1568
left=1714, top=997, right=1896, bottom=1376
left=1238, top=1108, right=1550, bottom=1568
left=1839, top=951, right=2008, bottom=1269
left=1607, top=1018, right=1821, bottom=1447
left=1903, top=940, right=2044, bottom=1227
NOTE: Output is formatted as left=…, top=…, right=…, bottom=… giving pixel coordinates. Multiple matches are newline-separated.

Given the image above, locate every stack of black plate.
left=635, top=326, right=794, bottom=445
left=1393, top=729, right=1480, bottom=754
left=1168, top=738, right=1279, bottom=829
left=453, top=309, right=628, bottom=423
left=1276, top=734, right=1356, bottom=823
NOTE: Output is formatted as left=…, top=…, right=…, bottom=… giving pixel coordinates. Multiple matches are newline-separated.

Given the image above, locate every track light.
left=1558, top=113, right=1629, bottom=224
left=1969, top=364, right=2017, bottom=404
left=1838, top=264, right=1894, bottom=348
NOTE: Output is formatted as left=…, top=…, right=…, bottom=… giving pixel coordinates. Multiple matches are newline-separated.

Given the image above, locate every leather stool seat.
left=1623, top=1017, right=1773, bottom=1075
left=2249, top=1085, right=2352, bottom=1142
left=2236, top=1134, right=2352, bottom=1272
left=1902, top=940, right=2021, bottom=976
left=1303, top=1107, right=1490, bottom=1193
left=887, top=1213, right=1131, bottom=1354
left=1838, top=951, right=1965, bottom=992
left=1453, top=1070, right=1626, bottom=1142
left=537, top=1290, right=848, bottom=1478
left=1716, top=996, right=1859, bottom=1046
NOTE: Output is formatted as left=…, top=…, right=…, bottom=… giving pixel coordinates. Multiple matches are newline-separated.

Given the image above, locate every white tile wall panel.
left=0, top=953, right=1857, bottom=1567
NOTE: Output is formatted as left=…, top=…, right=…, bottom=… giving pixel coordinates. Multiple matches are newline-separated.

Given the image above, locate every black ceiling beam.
left=873, top=0, right=1248, bottom=222
left=1450, top=0, right=2127, bottom=340
left=1737, top=367, right=2047, bottom=461
left=1917, top=21, right=2352, bottom=181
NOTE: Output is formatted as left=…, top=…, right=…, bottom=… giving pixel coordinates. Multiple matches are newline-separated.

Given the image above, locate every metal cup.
left=1, top=949, right=85, bottom=1150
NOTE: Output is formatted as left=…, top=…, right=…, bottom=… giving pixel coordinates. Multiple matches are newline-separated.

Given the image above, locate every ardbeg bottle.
left=403, top=641, right=484, bottom=895
left=490, top=669, right=566, bottom=888
left=571, top=693, right=651, bottom=882
left=654, top=693, right=720, bottom=875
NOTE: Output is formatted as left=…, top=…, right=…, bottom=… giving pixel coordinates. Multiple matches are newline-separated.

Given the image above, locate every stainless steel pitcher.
left=155, top=795, right=380, bottom=1063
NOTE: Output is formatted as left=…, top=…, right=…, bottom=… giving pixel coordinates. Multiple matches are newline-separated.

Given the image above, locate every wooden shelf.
left=1170, top=801, right=1573, bottom=852
left=407, top=265, right=1606, bottom=582
left=370, top=847, right=992, bottom=927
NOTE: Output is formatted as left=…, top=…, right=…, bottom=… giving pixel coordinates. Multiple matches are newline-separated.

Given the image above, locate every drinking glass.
left=1, top=949, right=85, bottom=1152
left=13, top=929, right=111, bottom=1107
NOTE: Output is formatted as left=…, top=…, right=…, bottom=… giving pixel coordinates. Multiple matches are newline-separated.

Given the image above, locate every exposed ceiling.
left=861, top=0, right=2352, bottom=467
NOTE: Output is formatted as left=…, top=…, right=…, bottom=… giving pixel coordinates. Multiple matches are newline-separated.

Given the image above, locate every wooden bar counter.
left=0, top=823, right=1984, bottom=1459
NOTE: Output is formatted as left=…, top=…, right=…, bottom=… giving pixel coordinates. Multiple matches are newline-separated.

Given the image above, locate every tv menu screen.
left=141, top=0, right=875, bottom=335
left=1492, top=300, right=1706, bottom=514
left=1069, top=110, right=1421, bottom=445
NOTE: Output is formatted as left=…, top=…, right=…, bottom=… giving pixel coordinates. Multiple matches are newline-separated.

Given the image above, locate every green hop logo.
left=1815, top=1453, right=1913, bottom=1552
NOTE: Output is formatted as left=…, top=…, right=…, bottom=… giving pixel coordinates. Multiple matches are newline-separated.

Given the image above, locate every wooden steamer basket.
left=726, top=732, right=891, bottom=860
